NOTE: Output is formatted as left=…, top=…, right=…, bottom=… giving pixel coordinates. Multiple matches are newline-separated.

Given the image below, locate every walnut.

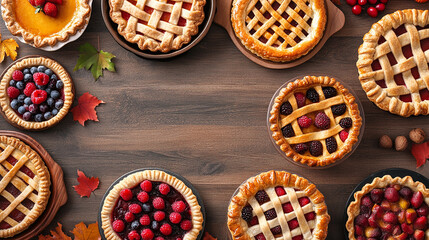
left=395, top=136, right=408, bottom=151
left=379, top=135, right=393, bottom=149
left=409, top=128, right=426, bottom=144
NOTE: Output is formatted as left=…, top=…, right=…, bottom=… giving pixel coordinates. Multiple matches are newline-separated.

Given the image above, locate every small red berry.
left=129, top=204, right=142, bottom=214
left=154, top=237, right=165, bottom=240
left=358, top=0, right=367, bottom=5
left=180, top=220, right=192, bottom=231
left=23, top=82, right=36, bottom=97
left=124, top=212, right=135, bottom=222
left=346, top=0, right=356, bottom=5
left=153, top=197, right=165, bottom=210
left=7, top=87, right=20, bottom=99
left=297, top=115, right=312, bottom=128
left=141, top=229, right=154, bottom=240
left=43, top=2, right=58, bottom=17
left=140, top=180, right=152, bottom=192
left=367, top=7, right=378, bottom=18
left=172, top=201, right=186, bottom=213
left=368, top=0, right=377, bottom=4
left=275, top=186, right=286, bottom=196
left=34, top=0, right=45, bottom=6
left=294, top=92, right=306, bottom=108
left=160, top=223, right=172, bottom=236
left=128, top=230, right=140, bottom=240
left=340, top=130, right=349, bottom=142
left=137, top=191, right=149, bottom=203
left=33, top=72, right=50, bottom=86
left=305, top=212, right=316, bottom=221
left=154, top=211, right=165, bottom=221
left=112, top=220, right=125, bottom=232
left=31, top=90, right=48, bottom=104
left=352, top=5, right=362, bottom=15
left=169, top=212, right=182, bottom=224
left=375, top=3, right=385, bottom=11
left=12, top=70, right=24, bottom=81
left=120, top=189, right=133, bottom=201
left=158, top=183, right=170, bottom=195
left=140, top=214, right=151, bottom=226
left=298, top=197, right=310, bottom=206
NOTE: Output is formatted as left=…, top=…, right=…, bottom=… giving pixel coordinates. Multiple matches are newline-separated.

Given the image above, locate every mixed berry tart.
left=0, top=136, right=51, bottom=238
left=269, top=76, right=362, bottom=167
left=100, top=170, right=203, bottom=240
left=227, top=170, right=330, bottom=240
left=0, top=56, right=74, bottom=130
left=346, top=175, right=429, bottom=240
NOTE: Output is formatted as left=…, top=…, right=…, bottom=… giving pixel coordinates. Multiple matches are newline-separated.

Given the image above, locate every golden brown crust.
left=227, top=170, right=330, bottom=240
left=101, top=170, right=203, bottom=240
left=345, top=175, right=429, bottom=240
left=0, top=136, right=51, bottom=238
left=0, top=57, right=74, bottom=131
left=357, top=9, right=429, bottom=117
left=1, top=0, right=91, bottom=48
left=269, top=76, right=362, bottom=167
left=231, top=0, right=326, bottom=62
left=109, top=0, right=206, bottom=53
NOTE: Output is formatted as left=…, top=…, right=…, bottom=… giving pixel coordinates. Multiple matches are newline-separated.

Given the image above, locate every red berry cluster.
left=28, top=0, right=62, bottom=17
left=346, top=0, right=388, bottom=18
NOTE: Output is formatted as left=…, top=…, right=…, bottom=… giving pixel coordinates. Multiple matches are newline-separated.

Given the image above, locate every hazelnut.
left=395, top=136, right=408, bottom=151
left=409, top=128, right=426, bottom=144
left=379, top=135, right=393, bottom=149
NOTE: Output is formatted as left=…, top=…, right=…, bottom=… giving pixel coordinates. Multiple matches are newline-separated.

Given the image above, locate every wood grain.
left=0, top=0, right=428, bottom=239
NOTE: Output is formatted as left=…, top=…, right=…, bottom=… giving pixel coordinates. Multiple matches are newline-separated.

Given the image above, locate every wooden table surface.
left=1, top=0, right=428, bottom=239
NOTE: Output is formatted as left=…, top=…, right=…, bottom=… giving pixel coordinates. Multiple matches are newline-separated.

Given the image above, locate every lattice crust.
left=357, top=9, right=429, bottom=117
left=269, top=76, right=362, bottom=167
left=109, top=0, right=205, bottom=52
left=227, top=170, right=330, bottom=240
left=0, top=136, right=50, bottom=238
left=231, top=0, right=326, bottom=62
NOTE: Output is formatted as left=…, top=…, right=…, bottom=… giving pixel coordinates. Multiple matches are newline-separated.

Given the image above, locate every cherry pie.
left=357, top=9, right=429, bottom=117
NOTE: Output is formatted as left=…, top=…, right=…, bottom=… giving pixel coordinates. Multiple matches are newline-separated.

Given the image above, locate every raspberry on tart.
left=100, top=170, right=203, bottom=240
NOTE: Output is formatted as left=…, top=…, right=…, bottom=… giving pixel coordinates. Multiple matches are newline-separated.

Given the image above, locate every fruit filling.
left=111, top=180, right=193, bottom=240
left=353, top=185, right=428, bottom=240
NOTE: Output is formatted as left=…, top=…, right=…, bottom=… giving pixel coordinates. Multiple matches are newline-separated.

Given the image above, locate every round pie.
left=100, top=169, right=203, bottom=240
left=269, top=76, right=362, bottom=167
left=109, top=0, right=206, bottom=53
left=0, top=56, right=74, bottom=130
left=231, top=0, right=326, bottom=62
left=346, top=175, right=429, bottom=240
left=227, top=170, right=330, bottom=240
left=0, top=136, right=51, bottom=238
left=357, top=9, right=429, bottom=117
left=1, top=0, right=91, bottom=48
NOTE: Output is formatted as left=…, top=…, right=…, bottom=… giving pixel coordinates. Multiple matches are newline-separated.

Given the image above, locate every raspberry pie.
left=0, top=56, right=74, bottom=130
left=227, top=170, right=330, bottom=240
left=231, top=0, right=326, bottom=62
left=100, top=169, right=203, bottom=240
left=0, top=136, right=51, bottom=238
left=109, top=0, right=206, bottom=52
left=357, top=9, right=429, bottom=117
left=269, top=76, right=362, bottom=167
left=346, top=175, right=429, bottom=240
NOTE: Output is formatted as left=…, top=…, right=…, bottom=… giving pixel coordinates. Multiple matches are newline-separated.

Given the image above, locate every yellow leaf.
left=0, top=34, right=19, bottom=63
left=38, top=223, right=72, bottom=240
left=71, top=222, right=101, bottom=240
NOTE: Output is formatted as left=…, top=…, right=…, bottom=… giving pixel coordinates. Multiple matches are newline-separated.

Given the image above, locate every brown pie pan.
left=101, top=0, right=216, bottom=59
left=0, top=130, right=67, bottom=239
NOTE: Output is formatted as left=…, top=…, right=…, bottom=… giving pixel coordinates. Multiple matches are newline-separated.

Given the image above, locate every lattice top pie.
left=357, top=9, right=429, bottom=117
left=109, top=0, right=206, bottom=53
left=231, top=0, right=326, bottom=62
left=269, top=76, right=362, bottom=167
left=0, top=136, right=51, bottom=238
left=227, top=170, right=330, bottom=240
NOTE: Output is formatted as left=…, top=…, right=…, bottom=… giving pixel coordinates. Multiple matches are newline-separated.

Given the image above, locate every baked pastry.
left=1, top=0, right=91, bottom=48
left=109, top=0, right=206, bottom=53
left=0, top=136, right=51, bottom=238
left=227, top=170, right=330, bottom=240
left=346, top=175, right=429, bottom=240
left=357, top=9, right=429, bottom=117
left=269, top=76, right=362, bottom=167
left=231, top=0, right=326, bottom=62
left=100, top=170, right=203, bottom=240
left=0, top=56, right=74, bottom=130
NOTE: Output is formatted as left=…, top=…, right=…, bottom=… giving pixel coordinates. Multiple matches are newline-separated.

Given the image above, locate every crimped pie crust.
left=1, top=0, right=91, bottom=48
left=231, top=0, right=326, bottom=62
left=345, top=175, right=429, bottom=240
left=227, top=170, right=330, bottom=240
left=269, top=76, right=362, bottom=167
left=357, top=9, right=429, bottom=117
left=0, top=57, right=74, bottom=131
left=101, top=170, right=203, bottom=240
left=0, top=136, right=51, bottom=238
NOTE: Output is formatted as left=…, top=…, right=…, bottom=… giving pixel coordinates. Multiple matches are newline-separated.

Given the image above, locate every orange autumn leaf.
left=38, top=223, right=72, bottom=240
left=71, top=222, right=101, bottom=240
left=203, top=232, right=217, bottom=240
left=0, top=33, right=19, bottom=63
left=70, top=92, right=104, bottom=126
left=73, top=170, right=99, bottom=198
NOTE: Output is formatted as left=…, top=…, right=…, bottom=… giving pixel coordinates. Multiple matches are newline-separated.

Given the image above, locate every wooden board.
left=0, top=1, right=428, bottom=239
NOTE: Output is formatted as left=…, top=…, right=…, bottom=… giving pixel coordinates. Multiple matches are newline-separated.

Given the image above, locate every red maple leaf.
left=411, top=142, right=429, bottom=168
left=70, top=92, right=104, bottom=126
left=73, top=170, right=100, bottom=198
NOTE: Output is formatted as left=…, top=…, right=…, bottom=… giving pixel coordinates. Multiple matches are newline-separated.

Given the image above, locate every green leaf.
left=74, top=43, right=116, bottom=81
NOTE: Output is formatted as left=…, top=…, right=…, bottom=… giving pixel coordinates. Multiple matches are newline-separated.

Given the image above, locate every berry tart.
left=269, top=76, right=362, bottom=167
left=109, top=0, right=206, bottom=53
left=346, top=175, right=429, bottom=240
left=227, top=170, right=330, bottom=240
left=0, top=136, right=51, bottom=238
left=231, top=0, right=326, bottom=62
left=1, top=0, right=91, bottom=48
left=0, top=56, right=74, bottom=130
left=357, top=9, right=429, bottom=117
left=100, top=169, right=203, bottom=240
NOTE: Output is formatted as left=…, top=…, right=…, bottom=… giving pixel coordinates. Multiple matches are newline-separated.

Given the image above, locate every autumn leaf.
left=38, top=223, right=72, bottom=240
left=0, top=33, right=19, bottom=63
left=73, top=170, right=99, bottom=198
left=70, top=92, right=104, bottom=126
left=203, top=232, right=217, bottom=240
left=74, top=43, right=115, bottom=81
left=411, top=142, right=429, bottom=168
left=71, top=222, right=101, bottom=240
